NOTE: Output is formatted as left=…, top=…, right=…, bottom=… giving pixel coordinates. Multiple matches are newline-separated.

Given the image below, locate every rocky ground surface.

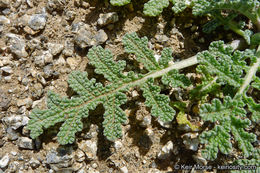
left=0, top=0, right=242, bottom=173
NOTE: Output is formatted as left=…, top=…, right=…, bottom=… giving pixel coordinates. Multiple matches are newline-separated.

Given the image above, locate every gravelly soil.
left=0, top=0, right=252, bottom=173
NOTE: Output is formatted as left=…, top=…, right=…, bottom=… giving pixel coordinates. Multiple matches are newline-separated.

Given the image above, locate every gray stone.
left=4, top=76, right=11, bottom=82
left=97, top=12, right=119, bottom=26
left=158, top=119, right=172, bottom=128
left=18, top=137, right=34, bottom=149
left=83, top=124, right=98, bottom=139
left=28, top=14, right=47, bottom=31
left=192, top=154, right=207, bottom=166
left=93, top=30, right=108, bottom=45
left=6, top=33, right=28, bottom=58
left=182, top=133, right=199, bottom=151
left=29, top=157, right=40, bottom=168
left=177, top=124, right=192, bottom=132
left=119, top=166, right=128, bottom=173
left=43, top=64, right=57, bottom=78
left=17, top=98, right=32, bottom=108
left=1, top=66, right=12, bottom=74
left=2, top=115, right=29, bottom=130
left=31, top=83, right=43, bottom=99
left=73, top=23, right=108, bottom=48
left=26, top=0, right=34, bottom=7
left=74, top=150, right=85, bottom=162
left=28, top=38, right=41, bottom=51
left=47, top=0, right=67, bottom=12
left=7, top=161, right=19, bottom=172
left=0, top=90, right=11, bottom=111
left=155, top=34, right=169, bottom=43
left=34, top=51, right=53, bottom=66
left=0, top=0, right=9, bottom=8
left=148, top=169, right=161, bottom=173
left=6, top=127, right=19, bottom=140
left=0, top=16, right=10, bottom=25
left=157, top=141, right=174, bottom=159
left=114, top=140, right=123, bottom=152
left=0, top=154, right=9, bottom=168
left=140, top=115, right=151, bottom=127
left=47, top=43, right=64, bottom=56
left=78, top=140, right=97, bottom=160
left=74, top=28, right=93, bottom=48
left=46, top=148, right=73, bottom=171
left=65, top=10, right=76, bottom=21
left=86, top=167, right=100, bottom=173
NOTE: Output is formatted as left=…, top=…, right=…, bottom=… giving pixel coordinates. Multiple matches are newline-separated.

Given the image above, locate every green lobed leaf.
left=28, top=32, right=188, bottom=145
left=27, top=91, right=92, bottom=144
left=141, top=78, right=175, bottom=122
left=199, top=96, right=256, bottom=161
left=68, top=71, right=106, bottom=102
left=190, top=65, right=221, bottom=100
left=161, top=69, right=191, bottom=88
left=243, top=95, right=260, bottom=123
left=202, top=12, right=238, bottom=34
left=170, top=0, right=191, bottom=13
left=197, top=41, right=244, bottom=87
left=123, top=32, right=160, bottom=71
left=192, top=0, right=259, bottom=24
left=251, top=77, right=260, bottom=90
left=102, top=92, right=127, bottom=141
left=110, top=0, right=131, bottom=6
left=143, top=0, right=169, bottom=17
left=232, top=149, right=260, bottom=173
left=159, top=47, right=173, bottom=68
left=87, top=46, right=126, bottom=82
left=200, top=96, right=246, bottom=122
left=200, top=124, right=232, bottom=161
left=230, top=115, right=256, bottom=158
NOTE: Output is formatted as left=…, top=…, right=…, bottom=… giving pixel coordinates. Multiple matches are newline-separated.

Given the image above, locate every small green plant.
left=27, top=0, right=259, bottom=167
left=27, top=32, right=192, bottom=145
left=110, top=0, right=191, bottom=16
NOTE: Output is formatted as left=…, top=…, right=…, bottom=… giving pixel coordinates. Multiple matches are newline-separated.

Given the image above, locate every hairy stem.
left=237, top=45, right=260, bottom=95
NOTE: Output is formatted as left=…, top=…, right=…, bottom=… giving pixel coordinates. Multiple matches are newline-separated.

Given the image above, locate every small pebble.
left=29, top=158, right=40, bottom=168
left=157, top=141, right=174, bottom=159
left=97, top=12, right=119, bottom=26
left=6, top=33, right=28, bottom=58
left=114, top=140, right=123, bottom=151
left=78, top=140, right=97, bottom=160
left=0, top=0, right=9, bottom=8
left=18, top=137, right=34, bottom=149
left=6, top=127, right=19, bottom=140
left=28, top=14, right=47, bottom=31
left=0, top=154, right=9, bottom=168
left=120, top=166, right=128, bottom=173
left=1, top=66, right=13, bottom=74
left=17, top=98, right=32, bottom=108
left=47, top=43, right=64, bottom=56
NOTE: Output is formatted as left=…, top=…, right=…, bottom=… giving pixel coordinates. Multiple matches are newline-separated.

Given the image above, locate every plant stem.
left=237, top=45, right=260, bottom=95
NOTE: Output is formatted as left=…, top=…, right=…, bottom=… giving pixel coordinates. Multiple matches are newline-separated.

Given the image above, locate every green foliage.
left=161, top=69, right=191, bottom=88
left=192, top=0, right=260, bottom=44
left=195, top=39, right=259, bottom=161
left=143, top=0, right=169, bottom=17
left=123, top=32, right=160, bottom=71
left=27, top=2, right=259, bottom=168
left=197, top=41, right=244, bottom=87
left=110, top=0, right=131, bottom=6
left=141, top=78, right=175, bottom=122
left=191, top=41, right=258, bottom=100
left=231, top=149, right=260, bottom=173
left=199, top=97, right=256, bottom=161
left=27, top=33, right=183, bottom=144
left=109, top=0, right=192, bottom=16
